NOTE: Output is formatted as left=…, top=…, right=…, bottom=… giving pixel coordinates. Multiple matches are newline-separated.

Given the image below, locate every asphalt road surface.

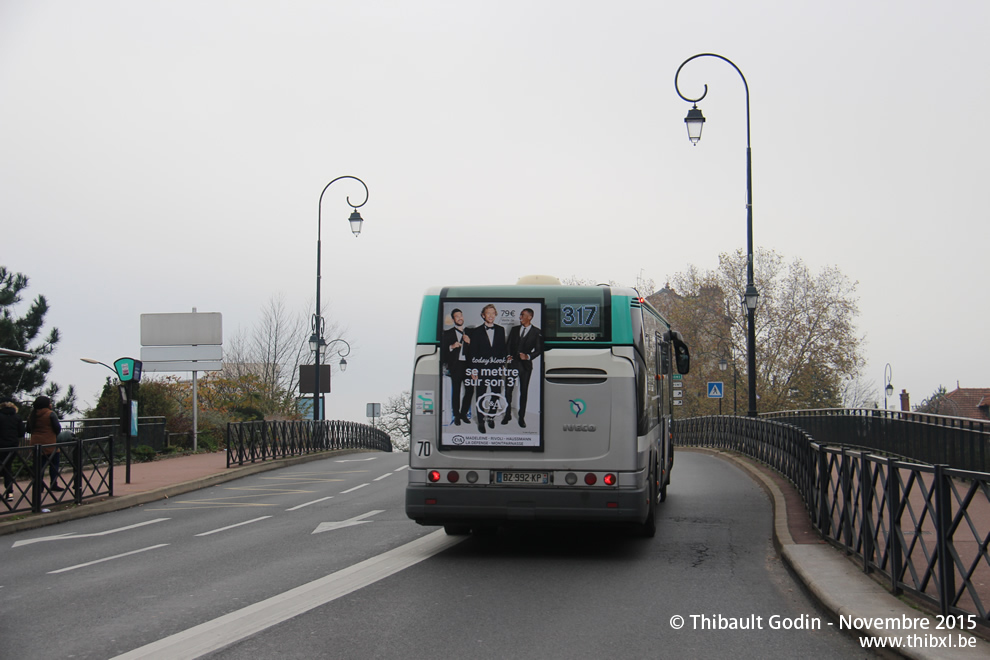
left=0, top=451, right=870, bottom=659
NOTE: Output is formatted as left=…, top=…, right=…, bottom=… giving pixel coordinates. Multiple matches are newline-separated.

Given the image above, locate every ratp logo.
left=569, top=399, right=586, bottom=418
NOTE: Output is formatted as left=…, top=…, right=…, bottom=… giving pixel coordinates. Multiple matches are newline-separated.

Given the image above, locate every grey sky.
left=2, top=0, right=987, bottom=421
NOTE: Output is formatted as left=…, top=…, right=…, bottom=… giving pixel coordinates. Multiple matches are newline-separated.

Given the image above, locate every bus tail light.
left=603, top=473, right=617, bottom=486
left=447, top=471, right=460, bottom=483
left=428, top=470, right=441, bottom=483
left=584, top=473, right=597, bottom=485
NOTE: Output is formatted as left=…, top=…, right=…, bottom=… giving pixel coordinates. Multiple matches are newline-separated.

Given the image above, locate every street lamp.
left=314, top=176, right=368, bottom=421
left=883, top=363, right=893, bottom=410
left=676, top=53, right=760, bottom=417
left=718, top=355, right=728, bottom=415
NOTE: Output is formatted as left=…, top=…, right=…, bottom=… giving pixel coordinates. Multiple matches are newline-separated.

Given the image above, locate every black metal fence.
left=226, top=419, right=392, bottom=467
left=1, top=435, right=114, bottom=516
left=674, top=415, right=990, bottom=627
left=64, top=417, right=168, bottom=454
left=765, top=408, right=990, bottom=473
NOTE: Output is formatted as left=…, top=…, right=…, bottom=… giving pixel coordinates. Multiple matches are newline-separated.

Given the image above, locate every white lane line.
left=195, top=516, right=272, bottom=537
left=340, top=483, right=368, bottom=494
left=13, top=518, right=171, bottom=548
left=109, top=530, right=461, bottom=660
left=286, top=497, right=334, bottom=511
left=335, top=457, right=378, bottom=463
left=49, top=544, right=170, bottom=575
left=393, top=465, right=409, bottom=472
left=373, top=473, right=392, bottom=482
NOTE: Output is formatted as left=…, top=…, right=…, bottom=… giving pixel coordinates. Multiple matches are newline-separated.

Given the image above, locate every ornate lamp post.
left=314, top=176, right=368, bottom=421
left=676, top=53, right=759, bottom=417
left=884, top=363, right=893, bottom=410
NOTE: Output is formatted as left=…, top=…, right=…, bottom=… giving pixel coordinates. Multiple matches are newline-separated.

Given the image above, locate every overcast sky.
left=2, top=0, right=987, bottom=422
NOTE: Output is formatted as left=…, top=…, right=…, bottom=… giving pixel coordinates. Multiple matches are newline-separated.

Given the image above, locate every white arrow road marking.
left=49, top=544, right=170, bottom=574
left=311, top=510, right=384, bottom=535
left=12, top=518, right=171, bottom=548
left=195, top=516, right=272, bottom=537
left=109, top=530, right=461, bottom=660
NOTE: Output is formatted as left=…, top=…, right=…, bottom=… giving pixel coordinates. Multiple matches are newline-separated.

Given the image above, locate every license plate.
left=496, top=471, right=549, bottom=485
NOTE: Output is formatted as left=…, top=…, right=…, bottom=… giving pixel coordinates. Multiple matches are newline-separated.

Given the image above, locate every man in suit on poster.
left=467, top=303, right=507, bottom=433
left=503, top=307, right=541, bottom=428
left=442, top=308, right=472, bottom=426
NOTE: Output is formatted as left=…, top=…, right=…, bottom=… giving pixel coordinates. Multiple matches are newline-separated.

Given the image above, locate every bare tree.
left=221, top=294, right=346, bottom=418
left=649, top=248, right=864, bottom=415
left=379, top=391, right=411, bottom=451
left=841, top=376, right=879, bottom=409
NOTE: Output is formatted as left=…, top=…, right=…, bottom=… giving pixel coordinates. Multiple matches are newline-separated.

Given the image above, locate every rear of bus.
left=405, top=281, right=688, bottom=536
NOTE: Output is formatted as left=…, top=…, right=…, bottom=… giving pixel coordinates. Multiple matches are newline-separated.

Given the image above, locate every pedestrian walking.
left=27, top=396, right=63, bottom=491
left=1, top=398, right=25, bottom=500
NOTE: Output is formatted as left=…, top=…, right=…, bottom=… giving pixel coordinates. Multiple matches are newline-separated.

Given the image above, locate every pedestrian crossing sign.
left=707, top=382, right=724, bottom=399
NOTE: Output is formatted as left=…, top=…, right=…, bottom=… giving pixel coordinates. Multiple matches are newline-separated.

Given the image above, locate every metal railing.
left=226, top=419, right=392, bottom=467
left=64, top=417, right=168, bottom=454
left=674, top=415, right=990, bottom=627
left=765, top=408, right=990, bottom=473
left=1, top=435, right=114, bottom=516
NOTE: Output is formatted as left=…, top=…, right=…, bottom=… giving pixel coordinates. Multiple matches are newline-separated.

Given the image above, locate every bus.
left=405, top=276, right=690, bottom=537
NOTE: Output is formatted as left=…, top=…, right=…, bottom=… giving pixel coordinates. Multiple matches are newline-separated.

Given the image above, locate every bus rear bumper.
left=405, top=485, right=649, bottom=527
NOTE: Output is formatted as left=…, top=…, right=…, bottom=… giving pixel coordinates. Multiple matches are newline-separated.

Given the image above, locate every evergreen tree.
left=0, top=266, right=77, bottom=416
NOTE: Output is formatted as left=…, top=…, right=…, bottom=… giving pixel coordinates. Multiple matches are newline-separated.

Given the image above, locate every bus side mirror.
left=674, top=341, right=690, bottom=375
left=665, top=330, right=690, bottom=375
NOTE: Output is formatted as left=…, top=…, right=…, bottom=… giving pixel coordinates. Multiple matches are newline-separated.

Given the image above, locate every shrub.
left=132, top=445, right=157, bottom=462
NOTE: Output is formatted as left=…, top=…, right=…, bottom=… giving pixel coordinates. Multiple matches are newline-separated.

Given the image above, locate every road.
left=0, top=451, right=869, bottom=659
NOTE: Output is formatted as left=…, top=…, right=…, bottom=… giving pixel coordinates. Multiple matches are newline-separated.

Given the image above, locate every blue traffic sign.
left=707, top=382, right=724, bottom=399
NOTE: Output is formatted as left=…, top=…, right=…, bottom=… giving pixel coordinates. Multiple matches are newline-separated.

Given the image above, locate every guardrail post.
left=73, top=435, right=83, bottom=505
left=817, top=443, right=829, bottom=536
left=841, top=448, right=853, bottom=552
left=31, top=445, right=42, bottom=512
left=886, top=457, right=902, bottom=595
left=934, top=464, right=954, bottom=616
left=860, top=451, right=873, bottom=573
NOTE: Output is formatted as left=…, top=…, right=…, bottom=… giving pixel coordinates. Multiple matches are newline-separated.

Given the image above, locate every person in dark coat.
left=27, top=396, right=63, bottom=491
left=467, top=304, right=508, bottom=432
left=0, top=399, right=25, bottom=500
left=503, top=308, right=542, bottom=428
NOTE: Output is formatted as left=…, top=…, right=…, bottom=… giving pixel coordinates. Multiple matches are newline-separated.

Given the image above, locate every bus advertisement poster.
left=439, top=299, right=543, bottom=449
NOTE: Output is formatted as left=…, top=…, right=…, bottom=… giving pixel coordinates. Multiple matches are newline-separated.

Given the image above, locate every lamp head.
left=348, top=209, right=364, bottom=237
left=743, top=285, right=759, bottom=311
left=339, top=357, right=348, bottom=372
left=684, top=104, right=706, bottom=145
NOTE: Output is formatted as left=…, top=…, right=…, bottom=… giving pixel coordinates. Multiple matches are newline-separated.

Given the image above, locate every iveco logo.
left=563, top=424, right=597, bottom=432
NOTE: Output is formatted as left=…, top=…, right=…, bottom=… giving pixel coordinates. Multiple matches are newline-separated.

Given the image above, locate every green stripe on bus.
left=612, top=295, right=634, bottom=343
left=417, top=295, right=440, bottom=344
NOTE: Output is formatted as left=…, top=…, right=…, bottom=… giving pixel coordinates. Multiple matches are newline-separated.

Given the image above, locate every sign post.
left=366, top=403, right=381, bottom=429
left=707, top=381, right=724, bottom=415
left=114, top=357, right=143, bottom=484
left=140, top=310, right=223, bottom=451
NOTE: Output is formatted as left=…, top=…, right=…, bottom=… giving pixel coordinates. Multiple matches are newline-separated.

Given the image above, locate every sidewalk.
left=2, top=447, right=988, bottom=657
left=0, top=449, right=356, bottom=536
